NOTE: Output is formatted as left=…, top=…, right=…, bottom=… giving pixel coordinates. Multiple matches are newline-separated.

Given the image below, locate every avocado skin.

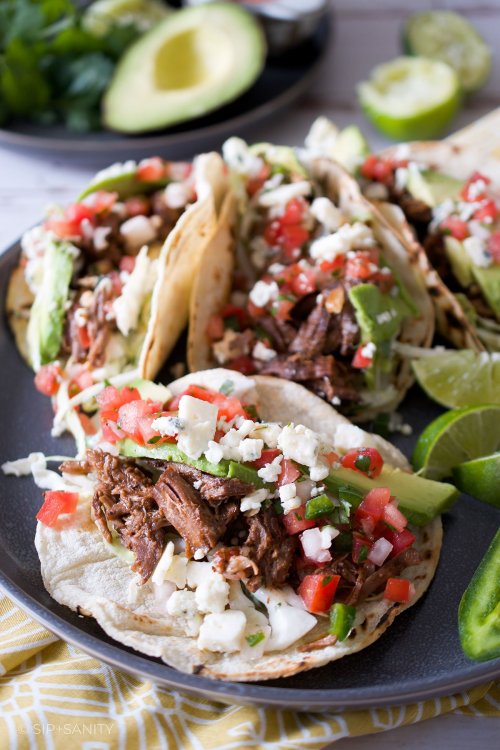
left=27, top=241, right=74, bottom=370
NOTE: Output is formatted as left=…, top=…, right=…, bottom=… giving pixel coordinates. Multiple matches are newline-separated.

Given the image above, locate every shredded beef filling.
left=63, top=450, right=421, bottom=601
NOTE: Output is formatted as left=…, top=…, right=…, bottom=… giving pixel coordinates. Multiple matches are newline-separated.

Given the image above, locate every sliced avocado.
left=250, top=143, right=307, bottom=178
left=127, top=378, right=172, bottom=403
left=471, top=265, right=500, bottom=319
left=27, top=241, right=74, bottom=370
left=330, top=125, right=369, bottom=172
left=78, top=162, right=169, bottom=200
left=325, top=465, right=458, bottom=526
left=103, top=4, right=266, bottom=133
left=444, top=236, right=474, bottom=287
left=119, top=438, right=268, bottom=488
left=348, top=283, right=414, bottom=345
left=406, top=168, right=463, bottom=207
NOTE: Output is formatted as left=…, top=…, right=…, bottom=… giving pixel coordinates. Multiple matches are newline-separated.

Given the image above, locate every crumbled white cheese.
left=278, top=424, right=320, bottom=467
left=249, top=280, right=279, bottom=308
left=309, top=462, right=329, bottom=482
left=177, top=396, right=218, bottom=459
left=222, top=137, right=264, bottom=177
left=268, top=262, right=285, bottom=275
left=152, top=415, right=184, bottom=437
left=253, top=341, right=277, bottom=362
left=240, top=488, right=269, bottom=514
left=463, top=236, right=492, bottom=268
left=310, top=197, right=344, bottom=232
left=159, top=553, right=188, bottom=589
left=257, top=453, right=283, bottom=483
left=164, top=181, right=192, bottom=209
left=204, top=441, right=224, bottom=465
left=120, top=215, right=156, bottom=250
left=250, top=422, right=282, bottom=449
left=166, top=590, right=202, bottom=636
left=360, top=342, right=377, bottom=359
left=151, top=541, right=175, bottom=585
left=279, top=482, right=301, bottom=514
left=186, top=561, right=213, bottom=589
left=238, top=438, right=264, bottom=462
left=198, top=610, right=247, bottom=653
left=195, top=573, right=230, bottom=615
left=113, top=246, right=153, bottom=336
left=309, top=222, right=374, bottom=263
left=258, top=181, right=311, bottom=208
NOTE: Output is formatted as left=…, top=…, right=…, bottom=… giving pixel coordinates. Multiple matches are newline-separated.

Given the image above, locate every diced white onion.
left=368, top=538, right=393, bottom=566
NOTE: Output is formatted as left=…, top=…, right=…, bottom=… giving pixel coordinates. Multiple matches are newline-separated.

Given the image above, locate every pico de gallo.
left=205, top=138, right=421, bottom=416
left=360, top=154, right=500, bottom=337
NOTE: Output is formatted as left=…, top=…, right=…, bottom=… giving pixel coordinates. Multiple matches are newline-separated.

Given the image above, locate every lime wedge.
left=453, top=453, right=500, bottom=509
left=358, top=56, right=461, bottom=140
left=403, top=11, right=492, bottom=93
left=83, top=0, right=170, bottom=36
left=412, top=405, right=500, bottom=480
left=412, top=351, right=500, bottom=408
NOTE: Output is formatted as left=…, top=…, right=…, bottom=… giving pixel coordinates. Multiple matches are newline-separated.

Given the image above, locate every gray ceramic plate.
left=0, top=241, right=499, bottom=710
left=0, top=23, right=328, bottom=163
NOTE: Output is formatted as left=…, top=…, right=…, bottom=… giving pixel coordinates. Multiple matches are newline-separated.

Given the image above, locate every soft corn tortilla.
left=188, top=158, right=434, bottom=420
left=7, top=152, right=227, bottom=381
left=36, top=369, right=442, bottom=681
left=376, top=139, right=500, bottom=351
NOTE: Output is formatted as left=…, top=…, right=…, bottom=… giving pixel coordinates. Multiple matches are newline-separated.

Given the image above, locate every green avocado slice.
left=27, top=240, right=74, bottom=370
left=103, top=4, right=266, bottom=133
left=348, top=283, right=415, bottom=345
left=78, top=163, right=169, bottom=200
left=472, top=265, right=500, bottom=319
left=405, top=167, right=463, bottom=207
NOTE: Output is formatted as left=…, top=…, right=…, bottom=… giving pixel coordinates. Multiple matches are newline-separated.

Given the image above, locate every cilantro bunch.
left=0, top=0, right=140, bottom=131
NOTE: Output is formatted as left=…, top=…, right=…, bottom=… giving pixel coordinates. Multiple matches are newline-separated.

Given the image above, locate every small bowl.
left=183, top=0, right=330, bottom=55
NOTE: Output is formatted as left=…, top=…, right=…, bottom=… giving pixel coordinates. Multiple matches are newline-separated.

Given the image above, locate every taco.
left=6, top=153, right=228, bottom=447
left=187, top=139, right=434, bottom=421
left=357, top=140, right=500, bottom=351
left=9, top=369, right=458, bottom=681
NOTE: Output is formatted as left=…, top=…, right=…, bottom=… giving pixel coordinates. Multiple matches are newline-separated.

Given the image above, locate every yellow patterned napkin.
left=0, top=595, right=498, bottom=749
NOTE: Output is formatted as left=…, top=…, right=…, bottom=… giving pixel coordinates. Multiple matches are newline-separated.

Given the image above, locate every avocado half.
left=103, top=3, right=266, bottom=133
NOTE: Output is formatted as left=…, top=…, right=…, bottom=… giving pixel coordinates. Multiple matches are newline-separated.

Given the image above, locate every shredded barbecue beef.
left=289, top=302, right=330, bottom=357
left=260, top=352, right=335, bottom=381
left=153, top=466, right=233, bottom=558
left=161, top=462, right=252, bottom=506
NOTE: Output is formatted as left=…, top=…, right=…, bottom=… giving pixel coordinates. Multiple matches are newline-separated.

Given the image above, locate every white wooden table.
left=0, top=1, right=498, bottom=746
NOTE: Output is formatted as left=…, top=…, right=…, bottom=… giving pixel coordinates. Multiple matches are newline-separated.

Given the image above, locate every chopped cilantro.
left=246, top=631, right=265, bottom=648
left=147, top=435, right=162, bottom=444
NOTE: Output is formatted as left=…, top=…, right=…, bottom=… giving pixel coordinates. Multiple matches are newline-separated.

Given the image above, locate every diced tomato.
left=45, top=202, right=94, bottom=238
left=290, top=268, right=316, bottom=296
left=247, top=300, right=266, bottom=318
left=97, top=385, right=141, bottom=412
left=274, top=299, right=295, bottom=321
left=281, top=197, right=307, bottom=225
left=36, top=490, right=79, bottom=527
left=440, top=216, right=470, bottom=241
left=345, top=252, right=377, bottom=280
left=137, top=157, right=166, bottom=182
left=251, top=449, right=281, bottom=469
left=124, top=195, right=151, bottom=217
left=382, top=500, right=408, bottom=533
left=282, top=504, right=315, bottom=534
left=77, top=325, right=91, bottom=351
left=79, top=412, right=97, bottom=436
left=278, top=458, right=301, bottom=486
left=352, top=345, right=373, bottom=369
left=136, top=413, right=164, bottom=444
left=360, top=155, right=394, bottom=184
left=220, top=304, right=248, bottom=330
left=279, top=224, right=309, bottom=253
left=355, top=487, right=391, bottom=524
left=246, top=163, right=271, bottom=196
left=298, top=573, right=340, bottom=613
left=264, top=220, right=281, bottom=246
left=117, top=399, right=162, bottom=442
left=65, top=203, right=94, bottom=226
left=382, top=528, right=416, bottom=557
left=227, top=355, right=256, bottom=375
left=206, top=314, right=225, bottom=341
left=101, top=419, right=126, bottom=443
left=341, top=448, right=384, bottom=478
left=168, top=384, right=248, bottom=422
left=488, top=231, right=500, bottom=264
left=118, top=255, right=136, bottom=275
left=34, top=364, right=61, bottom=397
left=352, top=534, right=372, bottom=563
left=320, top=255, right=346, bottom=274
left=166, top=161, right=193, bottom=181
left=460, top=171, right=491, bottom=202
left=384, top=577, right=414, bottom=603
left=85, top=190, right=117, bottom=214
left=71, top=369, right=93, bottom=395
left=473, top=199, right=498, bottom=223
left=324, top=451, right=340, bottom=465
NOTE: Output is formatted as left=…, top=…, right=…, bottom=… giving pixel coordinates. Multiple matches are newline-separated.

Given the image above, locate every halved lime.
left=412, top=351, right=500, bottom=408
left=403, top=11, right=492, bottom=93
left=453, top=453, right=500, bottom=508
left=358, top=56, right=461, bottom=140
left=412, top=405, right=500, bottom=480
left=83, top=0, right=170, bottom=36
